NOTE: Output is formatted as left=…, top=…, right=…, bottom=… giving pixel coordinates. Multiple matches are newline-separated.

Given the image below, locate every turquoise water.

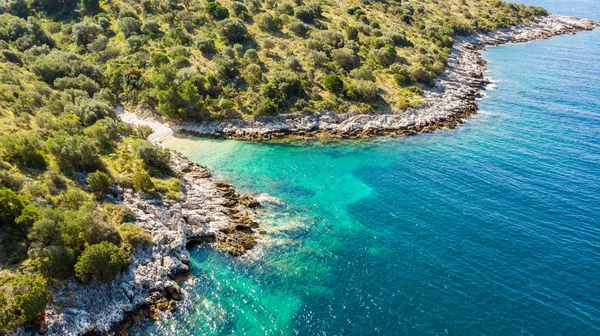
left=133, top=1, right=600, bottom=334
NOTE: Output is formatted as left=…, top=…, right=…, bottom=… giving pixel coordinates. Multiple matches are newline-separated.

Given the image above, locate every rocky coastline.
left=21, top=151, right=261, bottom=335
left=15, top=14, right=598, bottom=336
left=165, top=14, right=598, bottom=141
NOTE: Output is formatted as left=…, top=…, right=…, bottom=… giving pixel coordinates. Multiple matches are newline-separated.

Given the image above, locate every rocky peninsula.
left=19, top=150, right=261, bottom=335
left=161, top=15, right=599, bottom=140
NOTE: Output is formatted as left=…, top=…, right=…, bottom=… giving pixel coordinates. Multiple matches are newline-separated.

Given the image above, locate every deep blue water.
left=133, top=1, right=600, bottom=334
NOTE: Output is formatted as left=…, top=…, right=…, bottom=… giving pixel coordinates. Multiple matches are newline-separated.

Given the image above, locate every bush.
left=411, top=65, right=436, bottom=86
left=151, top=53, right=169, bottom=66
left=72, top=21, right=103, bottom=47
left=133, top=169, right=155, bottom=192
left=30, top=50, right=102, bottom=84
left=331, top=48, right=359, bottom=70
left=217, top=18, right=248, bottom=42
left=231, top=2, right=250, bottom=20
left=119, top=17, right=141, bottom=37
left=284, top=56, right=301, bottom=71
left=46, top=132, right=102, bottom=172
left=87, top=35, right=108, bottom=53
left=0, top=275, right=49, bottom=334
left=288, top=21, right=309, bottom=36
left=323, top=74, right=344, bottom=94
left=54, top=74, right=100, bottom=96
left=74, top=242, right=129, bottom=282
left=196, top=37, right=216, bottom=54
left=294, top=6, right=316, bottom=23
left=0, top=187, right=25, bottom=228
left=347, top=80, right=378, bottom=102
left=206, top=2, right=229, bottom=20
left=0, top=132, right=46, bottom=170
left=80, top=0, right=99, bottom=13
left=349, top=66, right=375, bottom=81
left=126, top=35, right=143, bottom=51
left=86, top=171, right=112, bottom=197
left=256, top=13, right=283, bottom=32
left=371, top=44, right=397, bottom=67
left=141, top=20, right=161, bottom=36
left=134, top=142, right=171, bottom=176
left=243, top=48, right=258, bottom=62
left=243, top=63, right=263, bottom=84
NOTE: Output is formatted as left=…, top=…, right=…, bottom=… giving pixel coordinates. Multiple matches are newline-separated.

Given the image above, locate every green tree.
left=0, top=187, right=24, bottom=228
left=0, top=275, right=49, bottom=334
left=86, top=171, right=112, bottom=198
left=323, top=74, right=344, bottom=94
left=74, top=242, right=128, bottom=282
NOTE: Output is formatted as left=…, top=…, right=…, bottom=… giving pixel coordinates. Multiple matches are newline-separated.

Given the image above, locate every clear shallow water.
left=132, top=2, right=600, bottom=335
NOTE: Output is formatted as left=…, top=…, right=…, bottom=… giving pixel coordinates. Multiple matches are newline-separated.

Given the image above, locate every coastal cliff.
left=164, top=15, right=599, bottom=140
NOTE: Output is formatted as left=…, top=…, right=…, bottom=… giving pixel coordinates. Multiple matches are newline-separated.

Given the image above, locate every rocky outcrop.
left=28, top=153, right=260, bottom=335
left=168, top=15, right=598, bottom=140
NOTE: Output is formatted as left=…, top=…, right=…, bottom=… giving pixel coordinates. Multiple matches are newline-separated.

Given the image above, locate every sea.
left=131, top=1, right=600, bottom=334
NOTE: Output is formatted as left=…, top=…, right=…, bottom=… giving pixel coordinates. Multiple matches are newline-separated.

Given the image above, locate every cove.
left=131, top=0, right=600, bottom=334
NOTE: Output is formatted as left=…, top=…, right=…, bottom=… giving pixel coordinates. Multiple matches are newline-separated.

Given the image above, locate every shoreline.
left=136, top=14, right=598, bottom=142
left=36, top=142, right=262, bottom=335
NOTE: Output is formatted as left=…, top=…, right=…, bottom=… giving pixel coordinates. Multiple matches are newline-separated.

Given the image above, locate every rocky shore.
left=167, top=14, right=598, bottom=140
left=25, top=152, right=261, bottom=335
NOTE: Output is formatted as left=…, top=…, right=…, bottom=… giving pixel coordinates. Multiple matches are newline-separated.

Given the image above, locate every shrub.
left=0, top=275, right=49, bottom=334
left=46, top=132, right=102, bottom=172
left=349, top=66, right=375, bottom=81
left=0, top=187, right=24, bottom=228
left=141, top=20, right=161, bottom=36
left=54, top=74, right=100, bottom=96
left=243, top=48, right=258, bottom=62
left=72, top=21, right=103, bottom=47
left=126, top=35, right=143, bottom=51
left=288, top=21, right=309, bottom=36
left=30, top=50, right=102, bottom=84
left=345, top=26, right=359, bottom=41
left=371, top=44, right=396, bottom=67
left=256, top=13, right=283, bottom=32
left=133, top=169, right=155, bottom=192
left=117, top=223, right=152, bottom=250
left=196, top=37, right=216, bottom=54
left=284, top=56, right=301, bottom=71
left=217, top=18, right=247, bottom=42
left=346, top=80, right=378, bottom=102
left=74, top=242, right=129, bottom=282
left=243, top=63, right=263, bottom=84
left=231, top=2, right=250, bottom=20
left=331, top=48, right=359, bottom=70
left=323, top=74, right=344, bottom=94
left=386, top=27, right=410, bottom=47
left=119, top=17, right=141, bottom=37
left=294, top=6, right=316, bottom=23
left=206, top=2, right=229, bottom=20
left=0, top=132, right=46, bottom=170
left=133, top=143, right=171, bottom=176
left=151, top=53, right=169, bottom=66
left=87, top=35, right=108, bottom=53
left=411, top=65, right=436, bottom=86
left=80, top=0, right=99, bottom=13
left=86, top=171, right=112, bottom=198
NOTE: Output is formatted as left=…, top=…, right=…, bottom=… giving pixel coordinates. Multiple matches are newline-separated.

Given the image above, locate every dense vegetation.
left=0, top=0, right=546, bottom=332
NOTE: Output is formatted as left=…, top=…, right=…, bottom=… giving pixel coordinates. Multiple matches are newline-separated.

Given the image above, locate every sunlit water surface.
left=131, top=1, right=600, bottom=334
